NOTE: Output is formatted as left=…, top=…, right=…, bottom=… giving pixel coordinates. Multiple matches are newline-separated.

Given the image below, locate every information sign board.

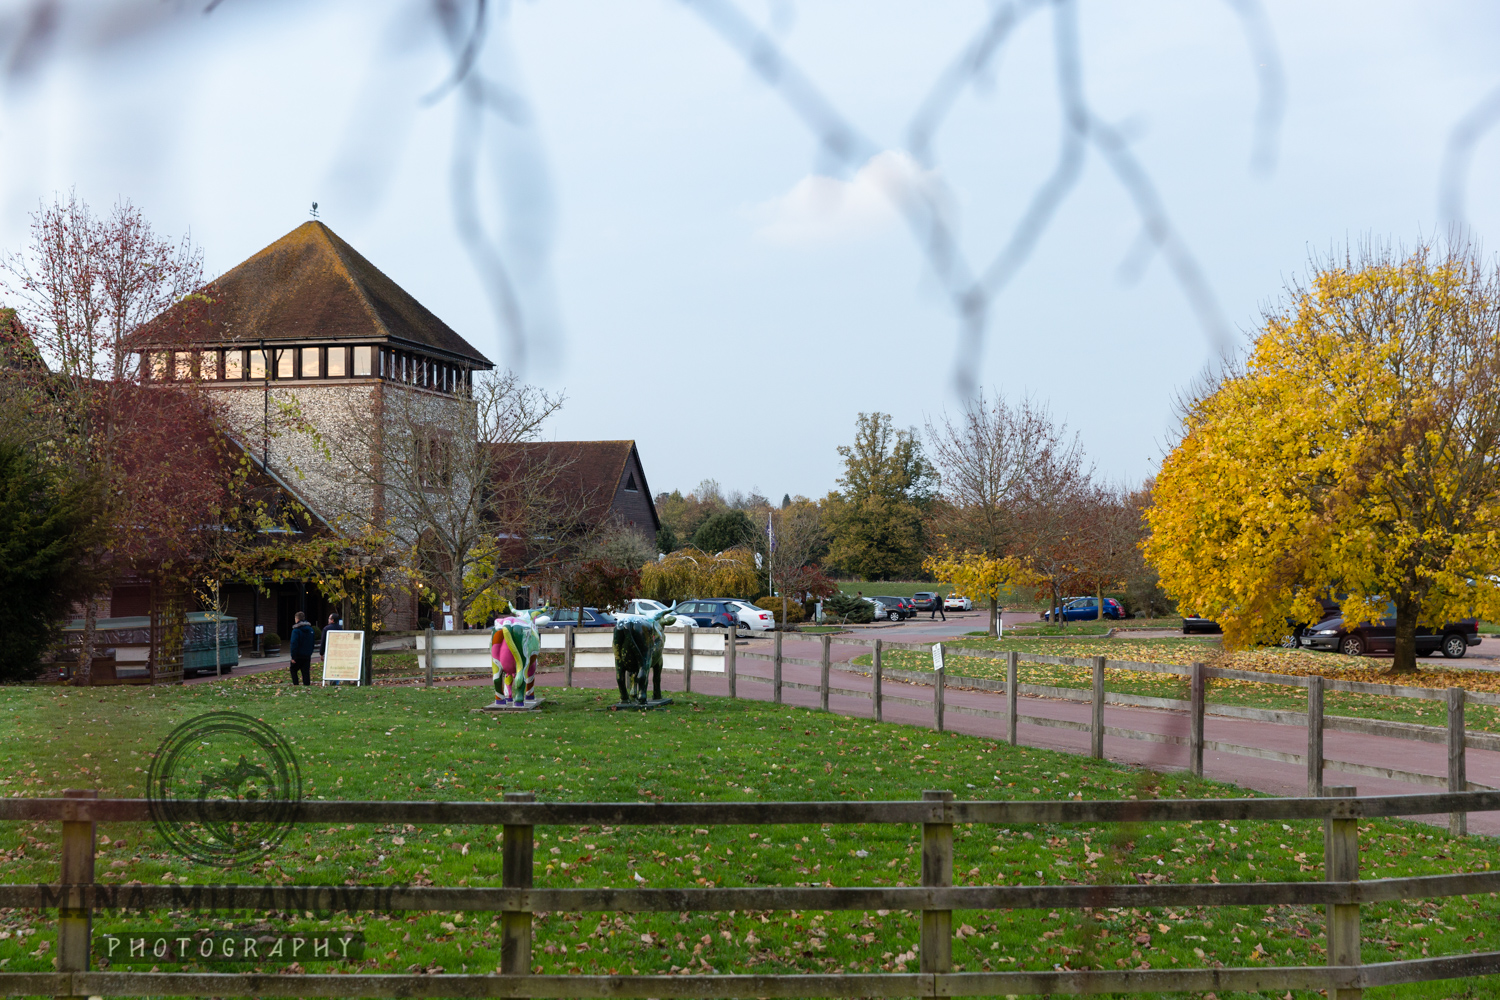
left=322, top=630, right=365, bottom=685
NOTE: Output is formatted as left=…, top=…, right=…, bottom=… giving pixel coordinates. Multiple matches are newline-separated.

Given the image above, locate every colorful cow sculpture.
left=490, top=612, right=543, bottom=707
left=612, top=610, right=677, bottom=706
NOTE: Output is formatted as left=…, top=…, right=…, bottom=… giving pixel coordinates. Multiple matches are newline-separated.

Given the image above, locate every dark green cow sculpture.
left=612, top=610, right=676, bottom=707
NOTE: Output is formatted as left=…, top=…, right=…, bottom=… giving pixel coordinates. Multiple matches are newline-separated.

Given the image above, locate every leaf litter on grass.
left=1, top=683, right=1499, bottom=996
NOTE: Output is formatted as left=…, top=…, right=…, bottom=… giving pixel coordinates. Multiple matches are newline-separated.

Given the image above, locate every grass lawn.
left=853, top=637, right=1500, bottom=733
left=1, top=678, right=1499, bottom=998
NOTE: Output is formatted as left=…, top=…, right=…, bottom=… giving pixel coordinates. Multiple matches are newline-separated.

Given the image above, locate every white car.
left=729, top=600, right=777, bottom=631
left=618, top=598, right=673, bottom=618
left=944, top=594, right=974, bottom=611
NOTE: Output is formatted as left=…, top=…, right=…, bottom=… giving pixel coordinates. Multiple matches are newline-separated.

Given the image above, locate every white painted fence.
left=413, top=626, right=728, bottom=684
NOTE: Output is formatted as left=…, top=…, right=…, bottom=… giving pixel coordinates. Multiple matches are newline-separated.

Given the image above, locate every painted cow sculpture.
left=612, top=610, right=677, bottom=706
left=491, top=612, right=543, bottom=706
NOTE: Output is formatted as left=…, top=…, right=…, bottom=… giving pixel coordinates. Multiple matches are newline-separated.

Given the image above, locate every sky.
left=2, top=0, right=1498, bottom=502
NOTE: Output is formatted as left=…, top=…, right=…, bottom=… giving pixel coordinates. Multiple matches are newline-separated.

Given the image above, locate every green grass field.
left=1, top=678, right=1499, bottom=998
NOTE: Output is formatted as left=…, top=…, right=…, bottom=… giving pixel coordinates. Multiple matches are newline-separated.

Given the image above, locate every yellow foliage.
left=462, top=537, right=513, bottom=626
left=638, top=547, right=761, bottom=604
left=923, top=550, right=1035, bottom=606
left=1147, top=244, right=1500, bottom=656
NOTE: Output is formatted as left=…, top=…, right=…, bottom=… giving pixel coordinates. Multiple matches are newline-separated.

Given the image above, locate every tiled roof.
left=135, top=222, right=493, bottom=367
left=500, top=440, right=657, bottom=529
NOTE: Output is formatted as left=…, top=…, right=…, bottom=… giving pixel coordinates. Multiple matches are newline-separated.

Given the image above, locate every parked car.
left=1181, top=614, right=1222, bottom=635
left=536, top=607, right=617, bottom=628
left=863, top=596, right=910, bottom=622
left=944, top=594, right=974, bottom=611
left=1303, top=606, right=1480, bottom=658
left=910, top=592, right=941, bottom=612
left=619, top=598, right=672, bottom=618
left=1280, top=598, right=1343, bottom=648
left=873, top=596, right=916, bottom=621
left=1043, top=597, right=1125, bottom=621
left=669, top=599, right=746, bottom=633
left=728, top=600, right=777, bottom=631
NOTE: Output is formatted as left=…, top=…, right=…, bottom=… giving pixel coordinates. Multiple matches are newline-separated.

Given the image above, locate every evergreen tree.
left=825, top=413, right=937, bottom=580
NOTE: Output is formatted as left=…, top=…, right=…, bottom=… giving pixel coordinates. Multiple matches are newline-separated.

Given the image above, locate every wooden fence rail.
left=4, top=790, right=1500, bottom=998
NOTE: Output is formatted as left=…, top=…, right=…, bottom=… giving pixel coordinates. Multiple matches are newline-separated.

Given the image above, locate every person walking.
left=930, top=594, right=946, bottom=621
left=289, top=611, right=316, bottom=686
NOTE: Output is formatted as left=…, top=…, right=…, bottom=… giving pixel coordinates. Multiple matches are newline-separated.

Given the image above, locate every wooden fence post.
left=1090, top=656, right=1105, bottom=759
left=1449, top=687, right=1467, bottom=837
left=501, top=791, right=535, bottom=980
left=424, top=626, right=436, bottom=688
left=873, top=638, right=883, bottom=723
left=683, top=625, right=694, bottom=693
left=773, top=630, right=783, bottom=705
left=563, top=626, right=575, bottom=688
left=1324, top=784, right=1361, bottom=1000
left=921, top=789, right=954, bottom=984
left=820, top=634, right=831, bottom=712
left=1308, top=675, right=1325, bottom=796
left=934, top=659, right=946, bottom=733
left=1189, top=661, right=1205, bottom=778
left=57, top=789, right=96, bottom=1000
left=726, top=627, right=737, bottom=698
left=1006, top=652, right=1018, bottom=747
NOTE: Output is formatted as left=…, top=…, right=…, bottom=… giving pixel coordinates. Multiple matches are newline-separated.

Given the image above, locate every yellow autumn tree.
left=1146, top=242, right=1500, bottom=670
left=923, top=549, right=1035, bottom=637
left=637, top=547, right=761, bottom=604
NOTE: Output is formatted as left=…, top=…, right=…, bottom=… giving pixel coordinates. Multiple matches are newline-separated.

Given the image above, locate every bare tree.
left=331, top=368, right=595, bottom=628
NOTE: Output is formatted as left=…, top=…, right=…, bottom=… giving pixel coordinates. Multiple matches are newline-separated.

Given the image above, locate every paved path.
left=534, top=648, right=1500, bottom=837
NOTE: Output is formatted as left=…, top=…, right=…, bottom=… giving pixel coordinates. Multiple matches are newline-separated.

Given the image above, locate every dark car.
left=909, top=592, right=941, bottom=612
left=1280, top=598, right=1343, bottom=648
left=536, top=607, right=618, bottom=628
left=1181, top=614, right=1222, bottom=635
left=669, top=599, right=745, bottom=632
left=1303, top=606, right=1480, bottom=658
left=871, top=596, right=915, bottom=622
left=1043, top=597, right=1125, bottom=621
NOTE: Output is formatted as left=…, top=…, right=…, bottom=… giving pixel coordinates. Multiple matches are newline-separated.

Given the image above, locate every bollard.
left=873, top=638, right=883, bottom=723
left=934, top=662, right=945, bottom=733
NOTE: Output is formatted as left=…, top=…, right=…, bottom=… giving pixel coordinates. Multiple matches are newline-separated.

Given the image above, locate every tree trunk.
left=1096, top=582, right=1103, bottom=621
left=989, top=591, right=998, bottom=639
left=77, top=602, right=97, bottom=686
left=1050, top=580, right=1059, bottom=625
left=1391, top=606, right=1420, bottom=674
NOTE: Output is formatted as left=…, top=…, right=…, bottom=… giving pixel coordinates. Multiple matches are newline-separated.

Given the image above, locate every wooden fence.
left=4, top=788, right=1500, bottom=997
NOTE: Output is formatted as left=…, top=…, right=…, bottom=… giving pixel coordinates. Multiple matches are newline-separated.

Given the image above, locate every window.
left=353, top=346, right=373, bottom=377
left=276, top=349, right=295, bottom=379
left=327, top=346, right=347, bottom=377
left=301, top=347, right=320, bottom=378
left=249, top=350, right=267, bottom=379
left=151, top=352, right=170, bottom=380
left=174, top=351, right=194, bottom=381
left=624, top=473, right=638, bottom=492
left=225, top=350, right=244, bottom=379
left=199, top=350, right=220, bottom=380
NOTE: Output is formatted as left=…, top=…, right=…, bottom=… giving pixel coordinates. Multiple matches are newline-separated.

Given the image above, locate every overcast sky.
left=3, top=0, right=1498, bottom=502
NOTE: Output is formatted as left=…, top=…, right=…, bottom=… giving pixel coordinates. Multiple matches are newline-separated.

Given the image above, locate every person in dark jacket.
left=288, top=612, right=316, bottom=685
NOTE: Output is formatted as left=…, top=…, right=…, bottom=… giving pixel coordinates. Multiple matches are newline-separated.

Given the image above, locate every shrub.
left=755, top=596, right=808, bottom=623
left=823, top=591, right=874, bottom=624
left=263, top=632, right=282, bottom=649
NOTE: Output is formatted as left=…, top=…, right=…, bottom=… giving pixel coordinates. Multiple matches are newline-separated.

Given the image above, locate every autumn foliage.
left=1148, top=243, right=1500, bottom=670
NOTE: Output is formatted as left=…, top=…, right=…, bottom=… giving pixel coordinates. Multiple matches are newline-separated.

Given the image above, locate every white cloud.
left=751, top=150, right=934, bottom=245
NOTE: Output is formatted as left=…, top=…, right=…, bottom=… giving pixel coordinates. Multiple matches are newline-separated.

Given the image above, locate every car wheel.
left=1280, top=634, right=1299, bottom=649
left=1340, top=635, right=1364, bottom=657
left=1443, top=633, right=1468, bottom=659
left=886, top=610, right=900, bottom=622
